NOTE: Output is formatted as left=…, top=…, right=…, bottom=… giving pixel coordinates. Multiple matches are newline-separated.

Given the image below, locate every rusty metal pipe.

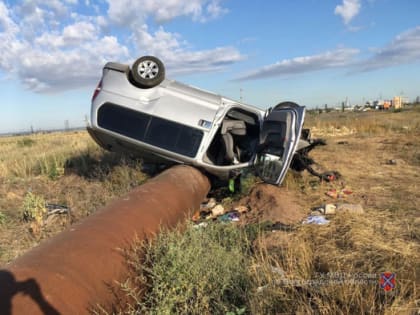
left=0, top=165, right=210, bottom=315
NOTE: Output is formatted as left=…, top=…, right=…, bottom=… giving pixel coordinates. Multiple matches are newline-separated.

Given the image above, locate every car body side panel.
left=99, top=69, right=221, bottom=130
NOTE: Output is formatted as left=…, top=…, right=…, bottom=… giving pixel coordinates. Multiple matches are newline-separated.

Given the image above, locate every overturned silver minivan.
left=88, top=56, right=305, bottom=185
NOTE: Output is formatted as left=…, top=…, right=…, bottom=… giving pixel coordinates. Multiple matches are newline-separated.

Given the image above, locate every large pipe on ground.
left=0, top=165, right=210, bottom=315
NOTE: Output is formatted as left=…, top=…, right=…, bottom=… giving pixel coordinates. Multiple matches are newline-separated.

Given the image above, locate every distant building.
left=373, top=100, right=384, bottom=109
left=393, top=96, right=403, bottom=109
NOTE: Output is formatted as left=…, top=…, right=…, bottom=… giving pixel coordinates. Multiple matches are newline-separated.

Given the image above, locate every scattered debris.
left=193, top=184, right=306, bottom=226
left=325, top=188, right=353, bottom=199
left=386, top=159, right=397, bottom=165
left=320, top=171, right=341, bottom=182
left=193, top=198, right=223, bottom=222
left=302, top=215, right=329, bottom=225
left=194, top=200, right=243, bottom=223
left=218, top=211, right=240, bottom=222
left=43, top=204, right=71, bottom=229
left=312, top=203, right=364, bottom=216
left=337, top=141, right=349, bottom=145
left=325, top=189, right=338, bottom=198
left=312, top=204, right=337, bottom=215
left=211, top=204, right=225, bottom=217
left=200, top=198, right=217, bottom=210
left=291, top=138, right=341, bottom=182
left=46, top=204, right=70, bottom=216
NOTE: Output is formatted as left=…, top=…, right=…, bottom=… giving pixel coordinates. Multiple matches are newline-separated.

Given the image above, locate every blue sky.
left=1, top=0, right=419, bottom=133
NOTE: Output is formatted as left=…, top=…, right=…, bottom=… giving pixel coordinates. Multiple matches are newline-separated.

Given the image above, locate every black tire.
left=131, top=56, right=165, bottom=88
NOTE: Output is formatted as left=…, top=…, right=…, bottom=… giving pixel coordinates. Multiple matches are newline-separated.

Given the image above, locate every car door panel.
left=257, top=102, right=305, bottom=185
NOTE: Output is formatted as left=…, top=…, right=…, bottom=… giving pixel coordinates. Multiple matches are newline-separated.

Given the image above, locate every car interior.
left=204, top=108, right=260, bottom=166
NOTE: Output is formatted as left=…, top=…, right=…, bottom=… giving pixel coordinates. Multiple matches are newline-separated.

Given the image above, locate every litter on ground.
left=302, top=215, right=330, bottom=225
left=312, top=203, right=364, bottom=216
left=325, top=188, right=353, bottom=199
left=218, top=212, right=240, bottom=222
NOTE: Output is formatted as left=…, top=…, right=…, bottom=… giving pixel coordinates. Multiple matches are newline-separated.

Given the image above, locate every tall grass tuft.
left=17, top=138, right=36, bottom=147
left=121, top=223, right=255, bottom=315
left=21, top=192, right=46, bottom=224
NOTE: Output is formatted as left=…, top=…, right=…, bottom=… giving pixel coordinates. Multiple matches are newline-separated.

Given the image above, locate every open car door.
left=256, top=102, right=305, bottom=185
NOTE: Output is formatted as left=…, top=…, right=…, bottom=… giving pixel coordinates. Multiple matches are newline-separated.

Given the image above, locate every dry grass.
left=302, top=106, right=420, bottom=215
left=0, top=131, right=147, bottom=265
left=0, top=131, right=93, bottom=178
left=251, top=210, right=418, bottom=314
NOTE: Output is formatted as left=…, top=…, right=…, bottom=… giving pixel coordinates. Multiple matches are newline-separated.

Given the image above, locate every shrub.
left=124, top=223, right=255, bottom=315
left=17, top=137, right=36, bottom=147
left=21, top=192, right=46, bottom=225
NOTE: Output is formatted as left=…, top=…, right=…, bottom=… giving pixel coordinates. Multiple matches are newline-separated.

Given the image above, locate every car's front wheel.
left=131, top=56, right=165, bottom=88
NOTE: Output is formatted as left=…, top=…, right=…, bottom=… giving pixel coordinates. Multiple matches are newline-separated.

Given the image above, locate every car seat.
left=221, top=120, right=246, bottom=164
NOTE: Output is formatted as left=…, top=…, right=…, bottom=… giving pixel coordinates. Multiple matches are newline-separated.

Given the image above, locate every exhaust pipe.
left=0, top=165, right=210, bottom=315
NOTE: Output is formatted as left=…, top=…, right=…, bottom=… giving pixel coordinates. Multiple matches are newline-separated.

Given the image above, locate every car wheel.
left=131, top=56, right=165, bottom=88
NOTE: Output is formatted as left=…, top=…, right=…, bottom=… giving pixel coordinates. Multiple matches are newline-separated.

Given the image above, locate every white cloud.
left=0, top=2, right=21, bottom=70
left=63, top=21, right=97, bottom=42
left=14, top=1, right=70, bottom=39
left=204, top=0, right=229, bottom=22
left=106, top=0, right=228, bottom=26
left=15, top=34, right=129, bottom=92
left=0, top=0, right=241, bottom=93
left=235, top=26, right=420, bottom=82
left=357, top=26, right=420, bottom=71
left=235, top=48, right=359, bottom=81
left=0, top=2, right=17, bottom=33
left=0, top=2, right=129, bottom=93
left=334, top=0, right=361, bottom=25
left=35, top=22, right=97, bottom=47
left=132, top=25, right=243, bottom=75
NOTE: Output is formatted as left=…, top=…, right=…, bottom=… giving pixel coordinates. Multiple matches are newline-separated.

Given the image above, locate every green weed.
left=21, top=192, right=46, bottom=224
left=123, top=223, right=255, bottom=315
left=0, top=211, right=7, bottom=225
left=17, top=137, right=36, bottom=147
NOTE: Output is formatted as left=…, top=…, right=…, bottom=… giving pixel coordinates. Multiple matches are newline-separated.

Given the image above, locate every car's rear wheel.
left=131, top=56, right=165, bottom=88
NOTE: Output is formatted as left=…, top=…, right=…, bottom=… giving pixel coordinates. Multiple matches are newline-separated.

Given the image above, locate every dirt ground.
left=236, top=184, right=306, bottom=225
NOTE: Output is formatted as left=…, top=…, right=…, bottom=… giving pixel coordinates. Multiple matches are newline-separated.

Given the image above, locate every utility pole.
left=240, top=88, right=243, bottom=102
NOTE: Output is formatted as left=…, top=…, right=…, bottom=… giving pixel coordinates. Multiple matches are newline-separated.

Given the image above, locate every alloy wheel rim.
left=137, top=60, right=159, bottom=79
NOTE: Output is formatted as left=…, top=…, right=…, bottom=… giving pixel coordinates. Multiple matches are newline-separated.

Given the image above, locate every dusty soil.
left=235, top=183, right=306, bottom=225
